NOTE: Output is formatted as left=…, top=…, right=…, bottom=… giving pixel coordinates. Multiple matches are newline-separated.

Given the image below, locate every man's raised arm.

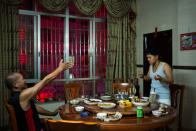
left=20, top=60, right=73, bottom=110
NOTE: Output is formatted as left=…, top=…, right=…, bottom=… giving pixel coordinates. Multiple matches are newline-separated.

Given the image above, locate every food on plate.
left=89, top=98, right=102, bottom=102
left=99, top=103, right=112, bottom=106
left=84, top=100, right=98, bottom=105
left=132, top=97, right=149, bottom=103
left=131, top=97, right=150, bottom=106
left=158, top=103, right=168, bottom=113
left=119, top=101, right=132, bottom=108
left=98, top=102, right=116, bottom=109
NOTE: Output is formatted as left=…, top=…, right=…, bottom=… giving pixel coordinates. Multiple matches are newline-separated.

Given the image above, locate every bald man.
left=5, top=60, right=73, bottom=131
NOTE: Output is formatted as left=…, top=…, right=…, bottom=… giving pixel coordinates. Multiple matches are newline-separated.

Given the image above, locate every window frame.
left=18, top=6, right=106, bottom=99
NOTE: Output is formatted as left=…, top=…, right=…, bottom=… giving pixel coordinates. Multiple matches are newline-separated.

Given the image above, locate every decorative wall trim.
left=137, top=65, right=196, bottom=70
left=136, top=64, right=143, bottom=67
left=172, top=66, right=196, bottom=70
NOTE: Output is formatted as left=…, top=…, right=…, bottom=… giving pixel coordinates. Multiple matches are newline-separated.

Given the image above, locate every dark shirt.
left=8, top=91, right=43, bottom=131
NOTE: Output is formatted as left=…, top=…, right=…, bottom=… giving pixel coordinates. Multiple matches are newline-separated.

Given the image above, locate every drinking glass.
left=69, top=56, right=74, bottom=63
left=149, top=92, right=157, bottom=103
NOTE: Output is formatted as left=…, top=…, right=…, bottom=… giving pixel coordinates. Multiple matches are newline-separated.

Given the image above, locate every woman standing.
left=138, top=49, right=173, bottom=105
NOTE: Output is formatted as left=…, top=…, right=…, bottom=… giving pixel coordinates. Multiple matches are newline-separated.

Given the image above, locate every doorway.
left=143, top=29, right=172, bottom=96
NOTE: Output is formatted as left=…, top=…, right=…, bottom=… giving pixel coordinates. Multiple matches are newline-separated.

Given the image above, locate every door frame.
left=143, top=29, right=172, bottom=96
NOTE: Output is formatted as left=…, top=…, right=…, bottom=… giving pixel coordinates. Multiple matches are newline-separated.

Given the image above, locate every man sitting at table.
left=5, top=60, right=73, bottom=131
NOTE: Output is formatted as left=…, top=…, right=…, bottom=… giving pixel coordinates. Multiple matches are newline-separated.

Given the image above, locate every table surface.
left=59, top=101, right=177, bottom=131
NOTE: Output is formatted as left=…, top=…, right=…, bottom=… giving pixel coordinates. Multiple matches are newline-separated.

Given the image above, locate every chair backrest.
left=113, top=78, right=124, bottom=83
left=46, top=119, right=99, bottom=131
left=4, top=100, right=18, bottom=131
left=5, top=100, right=50, bottom=131
left=63, top=82, right=85, bottom=102
left=112, top=82, right=131, bottom=95
left=169, top=84, right=185, bottom=129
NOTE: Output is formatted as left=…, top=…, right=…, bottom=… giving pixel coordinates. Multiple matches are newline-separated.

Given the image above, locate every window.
left=19, top=0, right=107, bottom=102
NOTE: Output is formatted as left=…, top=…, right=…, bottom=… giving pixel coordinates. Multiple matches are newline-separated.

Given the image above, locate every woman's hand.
left=155, top=63, right=174, bottom=84
left=154, top=75, right=162, bottom=81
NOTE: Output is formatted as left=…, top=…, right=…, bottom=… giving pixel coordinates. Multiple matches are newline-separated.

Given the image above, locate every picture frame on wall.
left=180, top=32, right=196, bottom=50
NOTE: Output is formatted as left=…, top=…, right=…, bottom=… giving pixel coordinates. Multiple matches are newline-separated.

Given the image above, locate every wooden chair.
left=5, top=100, right=50, bottom=131
left=5, top=100, right=18, bottom=131
left=169, top=84, right=185, bottom=130
left=113, top=78, right=124, bottom=83
left=112, top=82, right=131, bottom=96
left=63, top=82, right=85, bottom=102
left=46, top=119, right=99, bottom=131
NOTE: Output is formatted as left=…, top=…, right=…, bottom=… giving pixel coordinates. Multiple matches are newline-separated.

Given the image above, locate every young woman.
left=138, top=49, right=173, bottom=105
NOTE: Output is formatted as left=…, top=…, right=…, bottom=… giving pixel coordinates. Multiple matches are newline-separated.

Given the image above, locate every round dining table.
left=59, top=101, right=177, bottom=131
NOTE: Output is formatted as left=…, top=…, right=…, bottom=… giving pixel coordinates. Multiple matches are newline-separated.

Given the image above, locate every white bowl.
left=96, top=113, right=107, bottom=119
left=75, top=106, right=84, bottom=112
left=70, top=99, right=80, bottom=105
left=152, top=110, right=162, bottom=117
left=100, top=95, right=112, bottom=101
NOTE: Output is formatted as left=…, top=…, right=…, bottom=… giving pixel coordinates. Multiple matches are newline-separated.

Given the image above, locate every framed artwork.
left=180, top=32, right=196, bottom=50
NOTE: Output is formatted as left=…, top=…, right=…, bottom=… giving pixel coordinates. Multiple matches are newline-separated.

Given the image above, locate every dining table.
left=59, top=99, right=177, bottom=131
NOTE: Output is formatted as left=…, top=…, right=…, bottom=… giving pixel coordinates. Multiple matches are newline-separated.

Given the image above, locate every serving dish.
left=132, top=101, right=149, bottom=106
left=84, top=99, right=102, bottom=105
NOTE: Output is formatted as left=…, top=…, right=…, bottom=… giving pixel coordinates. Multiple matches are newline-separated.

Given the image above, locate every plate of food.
left=84, top=99, right=102, bottom=105
left=132, top=98, right=149, bottom=106
left=98, top=102, right=116, bottom=109
left=89, top=98, right=102, bottom=103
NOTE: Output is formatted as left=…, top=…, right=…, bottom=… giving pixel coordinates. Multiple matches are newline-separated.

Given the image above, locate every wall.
left=136, top=0, right=196, bottom=129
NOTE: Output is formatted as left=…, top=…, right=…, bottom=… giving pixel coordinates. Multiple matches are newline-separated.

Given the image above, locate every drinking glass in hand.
left=69, top=56, right=74, bottom=64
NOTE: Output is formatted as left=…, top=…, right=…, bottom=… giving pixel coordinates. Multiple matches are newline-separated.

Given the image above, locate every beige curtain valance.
left=103, top=0, right=132, bottom=17
left=37, top=0, right=135, bottom=17
left=38, top=0, right=70, bottom=12
left=73, top=0, right=102, bottom=16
